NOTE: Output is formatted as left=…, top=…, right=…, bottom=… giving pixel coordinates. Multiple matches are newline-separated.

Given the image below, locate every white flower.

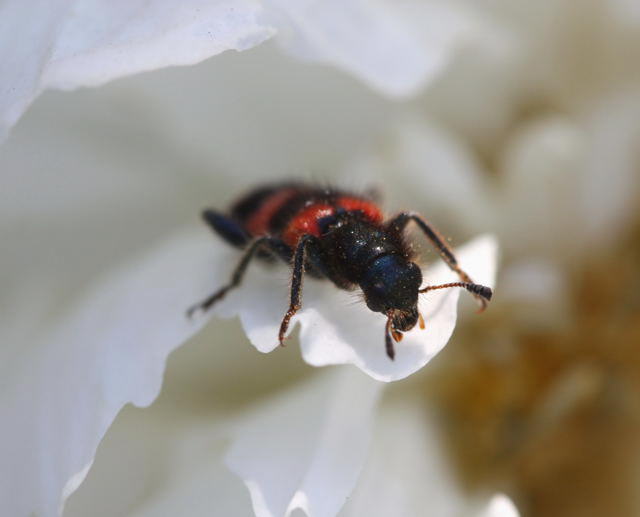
left=8, top=0, right=639, bottom=515
left=0, top=3, right=504, bottom=516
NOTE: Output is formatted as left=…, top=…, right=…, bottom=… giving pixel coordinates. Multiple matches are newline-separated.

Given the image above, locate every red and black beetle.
left=188, top=182, right=492, bottom=359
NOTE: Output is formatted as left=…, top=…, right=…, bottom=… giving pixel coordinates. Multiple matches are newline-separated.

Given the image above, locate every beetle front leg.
left=387, top=212, right=489, bottom=310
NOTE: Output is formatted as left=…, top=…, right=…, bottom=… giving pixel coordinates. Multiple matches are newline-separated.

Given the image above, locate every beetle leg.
left=387, top=212, right=489, bottom=311
left=187, top=236, right=287, bottom=317
left=278, top=234, right=319, bottom=346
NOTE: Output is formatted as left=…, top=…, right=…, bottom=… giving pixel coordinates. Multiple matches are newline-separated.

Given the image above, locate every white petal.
left=225, top=368, right=383, bottom=517
left=579, top=93, right=640, bottom=250
left=46, top=1, right=274, bottom=90
left=500, top=98, right=640, bottom=261
left=499, top=259, right=570, bottom=329
left=610, top=0, right=640, bottom=24
left=129, top=451, right=251, bottom=517
left=339, top=399, right=466, bottom=517
left=0, top=0, right=274, bottom=140
left=64, top=394, right=251, bottom=517
left=0, top=229, right=217, bottom=516
left=297, top=235, right=498, bottom=381
left=0, top=0, right=66, bottom=141
left=499, top=115, right=587, bottom=259
left=478, top=494, right=521, bottom=517
left=204, top=234, right=498, bottom=382
left=266, top=0, right=479, bottom=97
left=340, top=398, right=521, bottom=517
left=413, top=2, right=521, bottom=147
left=344, top=119, right=496, bottom=234
left=392, top=122, right=493, bottom=228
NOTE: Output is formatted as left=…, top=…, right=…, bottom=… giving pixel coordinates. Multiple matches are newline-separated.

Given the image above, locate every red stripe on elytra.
left=337, top=197, right=383, bottom=224
left=282, top=203, right=334, bottom=247
left=282, top=197, right=383, bottom=247
left=245, top=189, right=298, bottom=236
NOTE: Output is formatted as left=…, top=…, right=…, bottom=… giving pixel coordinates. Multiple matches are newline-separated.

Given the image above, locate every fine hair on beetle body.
left=188, top=181, right=492, bottom=360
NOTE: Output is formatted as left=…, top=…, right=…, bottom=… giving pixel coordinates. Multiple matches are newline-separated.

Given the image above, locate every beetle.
left=188, top=182, right=492, bottom=359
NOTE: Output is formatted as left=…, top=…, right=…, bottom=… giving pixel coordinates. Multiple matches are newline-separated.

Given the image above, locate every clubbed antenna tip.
left=466, top=283, right=492, bottom=301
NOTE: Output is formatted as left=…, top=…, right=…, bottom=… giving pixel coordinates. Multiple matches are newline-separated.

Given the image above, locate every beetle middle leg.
left=187, top=236, right=289, bottom=317
left=278, top=234, right=320, bottom=346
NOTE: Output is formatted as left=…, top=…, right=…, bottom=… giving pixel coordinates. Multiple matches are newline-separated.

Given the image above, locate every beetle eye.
left=363, top=293, right=386, bottom=313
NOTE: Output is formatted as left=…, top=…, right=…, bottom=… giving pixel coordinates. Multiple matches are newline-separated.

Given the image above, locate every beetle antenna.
left=420, top=281, right=492, bottom=299
left=420, top=281, right=492, bottom=312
